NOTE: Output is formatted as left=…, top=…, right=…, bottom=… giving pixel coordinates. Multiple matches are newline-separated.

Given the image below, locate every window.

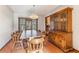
left=18, top=17, right=38, bottom=38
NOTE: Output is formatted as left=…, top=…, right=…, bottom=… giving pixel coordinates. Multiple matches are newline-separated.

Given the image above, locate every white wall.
left=72, top=6, right=79, bottom=50
left=45, top=5, right=79, bottom=50
left=0, top=6, right=13, bottom=49
left=38, top=16, right=45, bottom=32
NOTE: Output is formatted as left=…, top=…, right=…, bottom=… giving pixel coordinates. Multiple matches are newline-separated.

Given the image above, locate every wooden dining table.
left=20, top=30, right=41, bottom=40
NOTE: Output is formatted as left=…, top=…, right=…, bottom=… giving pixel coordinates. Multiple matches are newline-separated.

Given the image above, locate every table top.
left=20, top=30, right=41, bottom=40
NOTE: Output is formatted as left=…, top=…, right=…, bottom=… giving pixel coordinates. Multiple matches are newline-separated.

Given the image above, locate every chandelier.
left=29, top=5, right=38, bottom=19
left=30, top=14, right=38, bottom=19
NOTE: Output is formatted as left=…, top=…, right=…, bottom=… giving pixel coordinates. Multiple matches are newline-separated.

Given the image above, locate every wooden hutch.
left=45, top=7, right=73, bottom=52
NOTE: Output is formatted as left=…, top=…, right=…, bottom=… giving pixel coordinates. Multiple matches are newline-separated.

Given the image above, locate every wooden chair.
left=28, top=37, right=44, bottom=53
left=41, top=31, right=46, bottom=38
left=22, top=39, right=29, bottom=53
left=11, top=31, right=24, bottom=52
left=12, top=31, right=21, bottom=43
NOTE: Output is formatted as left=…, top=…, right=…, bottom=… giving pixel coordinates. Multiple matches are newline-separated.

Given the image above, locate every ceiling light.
left=29, top=5, right=38, bottom=19
left=30, top=14, right=38, bottom=19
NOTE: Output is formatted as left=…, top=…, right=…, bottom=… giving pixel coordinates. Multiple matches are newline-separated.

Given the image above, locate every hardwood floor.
left=43, top=40, right=63, bottom=53
left=0, top=38, right=78, bottom=53
left=0, top=39, right=63, bottom=53
left=0, top=39, right=13, bottom=53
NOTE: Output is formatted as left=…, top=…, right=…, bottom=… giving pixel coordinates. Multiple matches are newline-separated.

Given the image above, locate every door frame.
left=18, top=17, right=38, bottom=32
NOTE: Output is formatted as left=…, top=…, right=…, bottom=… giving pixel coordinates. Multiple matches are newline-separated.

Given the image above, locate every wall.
left=0, top=6, right=13, bottom=49
left=38, top=16, right=45, bottom=32
left=45, top=5, right=79, bottom=50
left=72, top=6, right=79, bottom=50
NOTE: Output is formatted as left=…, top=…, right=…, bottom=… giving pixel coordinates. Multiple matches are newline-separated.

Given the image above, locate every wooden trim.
left=51, top=7, right=73, bottom=18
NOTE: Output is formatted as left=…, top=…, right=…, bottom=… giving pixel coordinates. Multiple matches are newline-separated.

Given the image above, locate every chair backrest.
left=29, top=37, right=44, bottom=52
left=11, top=31, right=21, bottom=43
left=16, top=31, right=21, bottom=41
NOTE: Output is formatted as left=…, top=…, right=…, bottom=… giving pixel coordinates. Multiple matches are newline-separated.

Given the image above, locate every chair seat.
left=28, top=37, right=44, bottom=53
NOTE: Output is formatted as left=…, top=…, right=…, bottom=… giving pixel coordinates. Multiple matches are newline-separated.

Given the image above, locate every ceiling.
left=9, top=5, right=60, bottom=16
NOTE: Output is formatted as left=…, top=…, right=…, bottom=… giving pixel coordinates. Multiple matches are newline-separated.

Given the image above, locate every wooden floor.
left=0, top=39, right=79, bottom=53
left=43, top=40, right=63, bottom=53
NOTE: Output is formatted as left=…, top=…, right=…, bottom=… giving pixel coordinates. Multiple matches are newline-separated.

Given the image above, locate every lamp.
left=29, top=5, right=38, bottom=19
left=30, top=14, right=38, bottom=19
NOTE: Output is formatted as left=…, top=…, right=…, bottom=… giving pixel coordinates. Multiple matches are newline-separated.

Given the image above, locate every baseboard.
left=0, top=39, right=12, bottom=51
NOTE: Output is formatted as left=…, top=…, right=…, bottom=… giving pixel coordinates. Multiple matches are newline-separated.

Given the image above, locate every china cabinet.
left=45, top=7, right=73, bottom=52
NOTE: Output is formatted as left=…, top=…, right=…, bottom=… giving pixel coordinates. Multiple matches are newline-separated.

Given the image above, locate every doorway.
left=18, top=17, right=38, bottom=38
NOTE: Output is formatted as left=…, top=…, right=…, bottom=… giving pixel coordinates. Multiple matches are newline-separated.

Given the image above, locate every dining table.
left=20, top=30, right=42, bottom=40
left=20, top=30, right=44, bottom=53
